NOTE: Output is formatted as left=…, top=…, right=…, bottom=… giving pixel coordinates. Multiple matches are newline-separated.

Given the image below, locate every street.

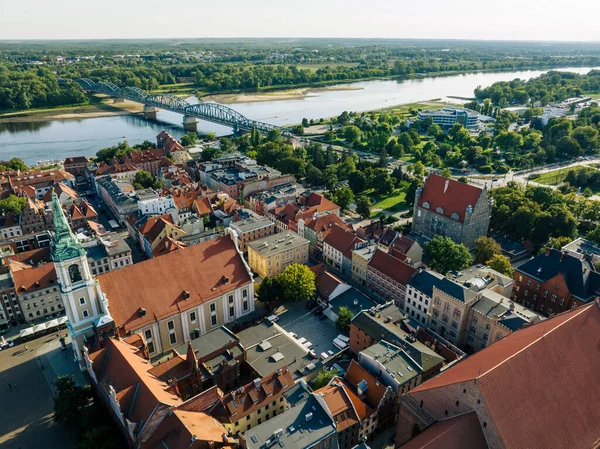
left=0, top=335, right=85, bottom=449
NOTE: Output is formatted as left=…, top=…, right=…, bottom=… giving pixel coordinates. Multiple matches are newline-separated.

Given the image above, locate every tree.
left=312, top=369, right=338, bottom=389
left=0, top=195, right=27, bottom=215
left=486, top=254, right=514, bottom=277
left=133, top=170, right=154, bottom=189
left=425, top=236, right=473, bottom=274
left=323, top=166, right=338, bottom=191
left=180, top=132, right=198, bottom=147
left=356, top=196, right=372, bottom=219
left=475, top=236, right=501, bottom=264
left=333, top=186, right=355, bottom=211
left=336, top=306, right=354, bottom=332
left=305, top=164, right=323, bottom=185
left=344, top=125, right=362, bottom=144
left=586, top=226, right=600, bottom=245
left=257, top=277, right=280, bottom=303
left=277, top=264, right=316, bottom=302
left=53, top=376, right=91, bottom=429
left=440, top=167, right=452, bottom=178
left=205, top=132, right=217, bottom=141
left=410, top=161, right=426, bottom=178
left=267, top=128, right=282, bottom=143
left=348, top=170, right=367, bottom=193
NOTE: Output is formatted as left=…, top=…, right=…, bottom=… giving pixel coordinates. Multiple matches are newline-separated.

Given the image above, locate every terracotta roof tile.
left=311, top=264, right=345, bottom=299
left=11, top=262, right=56, bottom=294
left=399, top=411, right=488, bottom=449
left=323, top=223, right=364, bottom=254
left=153, top=236, right=186, bottom=257
left=411, top=302, right=600, bottom=449
left=418, top=174, right=483, bottom=223
left=344, top=360, right=387, bottom=409
left=368, top=249, right=416, bottom=285
left=315, top=383, right=360, bottom=432
left=98, top=236, right=252, bottom=333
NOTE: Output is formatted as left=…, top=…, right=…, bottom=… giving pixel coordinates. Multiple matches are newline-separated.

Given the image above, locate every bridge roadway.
left=74, top=78, right=280, bottom=134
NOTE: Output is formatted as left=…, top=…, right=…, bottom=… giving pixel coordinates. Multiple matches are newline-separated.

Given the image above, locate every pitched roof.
left=368, top=249, right=416, bottom=285
left=392, top=235, right=417, bottom=254
left=435, top=278, right=477, bottom=303
left=11, top=262, right=56, bottom=294
left=90, top=338, right=182, bottom=427
left=137, top=214, right=173, bottom=235
left=127, top=148, right=166, bottom=165
left=310, top=263, right=346, bottom=299
left=516, top=248, right=600, bottom=302
left=418, top=174, right=483, bottom=223
left=214, top=367, right=294, bottom=423
left=314, top=383, right=360, bottom=431
left=305, top=213, right=351, bottom=236
left=344, top=360, right=388, bottom=409
left=43, top=182, right=79, bottom=202
left=153, top=236, right=186, bottom=257
left=410, top=302, right=600, bottom=449
left=398, top=411, right=488, bottom=449
left=323, top=223, right=364, bottom=255
left=193, top=197, right=213, bottom=216
left=407, top=270, right=446, bottom=298
left=305, top=192, right=339, bottom=211
left=98, top=236, right=252, bottom=333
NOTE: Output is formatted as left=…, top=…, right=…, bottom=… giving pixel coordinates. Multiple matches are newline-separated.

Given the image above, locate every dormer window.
left=436, top=207, right=444, bottom=215
left=422, top=202, right=430, bottom=209
left=451, top=212, right=459, bottom=220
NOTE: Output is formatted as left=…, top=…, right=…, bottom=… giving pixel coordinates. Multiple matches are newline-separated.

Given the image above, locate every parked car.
left=0, top=339, right=14, bottom=350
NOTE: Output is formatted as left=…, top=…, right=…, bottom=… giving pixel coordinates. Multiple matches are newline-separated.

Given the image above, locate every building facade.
left=247, top=232, right=309, bottom=278
left=413, top=174, right=492, bottom=249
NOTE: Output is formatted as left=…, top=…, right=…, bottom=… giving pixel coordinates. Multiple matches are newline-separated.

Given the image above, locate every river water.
left=1, top=66, right=598, bottom=165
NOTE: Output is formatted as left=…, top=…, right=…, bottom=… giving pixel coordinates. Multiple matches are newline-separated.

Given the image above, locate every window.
left=190, top=312, right=196, bottom=323
left=485, top=323, right=491, bottom=331
left=169, top=333, right=177, bottom=345
left=434, top=297, right=441, bottom=307
left=547, top=308, right=553, bottom=315
left=444, top=303, right=450, bottom=313
left=453, top=309, right=461, bottom=319
left=472, top=316, right=478, bottom=324
left=442, top=314, right=449, bottom=324
left=243, top=290, right=248, bottom=298
left=211, top=315, right=217, bottom=326
left=469, top=326, right=476, bottom=334
left=451, top=321, right=458, bottom=330
left=432, top=309, right=439, bottom=318
left=144, top=329, right=152, bottom=340
left=536, top=284, right=540, bottom=291
left=467, top=335, right=474, bottom=342
left=68, top=264, right=82, bottom=283
left=168, top=321, right=175, bottom=331
left=482, top=333, right=488, bottom=341
left=229, top=306, right=235, bottom=317
left=246, top=416, right=251, bottom=421
left=228, top=295, right=234, bottom=304
left=243, top=300, right=249, bottom=312
left=543, top=290, right=548, bottom=298
left=526, top=280, right=531, bottom=287
left=82, top=310, right=89, bottom=318
left=551, top=294, right=557, bottom=302
left=210, top=303, right=216, bottom=313
left=79, top=297, right=86, bottom=305
left=524, top=290, right=528, bottom=297
left=555, top=283, right=560, bottom=290
left=560, top=298, right=565, bottom=305
left=148, top=341, right=155, bottom=353
left=532, top=294, right=537, bottom=302
left=572, top=301, right=577, bottom=308
left=539, top=305, right=544, bottom=312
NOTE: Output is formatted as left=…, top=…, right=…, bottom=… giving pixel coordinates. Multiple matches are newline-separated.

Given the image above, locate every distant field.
left=532, top=165, right=599, bottom=186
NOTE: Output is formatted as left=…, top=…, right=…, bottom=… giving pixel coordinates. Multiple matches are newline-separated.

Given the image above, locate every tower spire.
left=50, top=188, right=84, bottom=262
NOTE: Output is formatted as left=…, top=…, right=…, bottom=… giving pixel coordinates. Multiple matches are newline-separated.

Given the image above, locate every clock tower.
left=50, top=190, right=111, bottom=366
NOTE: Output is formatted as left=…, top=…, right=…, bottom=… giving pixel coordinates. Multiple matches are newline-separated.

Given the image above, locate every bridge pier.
left=143, top=105, right=159, bottom=120
left=182, top=116, right=199, bottom=132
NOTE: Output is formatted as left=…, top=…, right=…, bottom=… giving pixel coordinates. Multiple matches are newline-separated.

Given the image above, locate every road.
left=0, top=334, right=84, bottom=449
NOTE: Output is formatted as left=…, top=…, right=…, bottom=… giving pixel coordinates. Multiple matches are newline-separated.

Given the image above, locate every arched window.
left=69, top=264, right=82, bottom=283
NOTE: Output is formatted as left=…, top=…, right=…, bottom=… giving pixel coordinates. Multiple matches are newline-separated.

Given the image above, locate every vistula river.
left=1, top=66, right=598, bottom=165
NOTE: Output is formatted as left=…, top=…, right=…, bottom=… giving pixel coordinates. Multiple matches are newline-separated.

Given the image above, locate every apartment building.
left=416, top=107, right=480, bottom=129
left=229, top=215, right=276, bottom=252
left=367, top=249, right=416, bottom=309
left=322, top=224, right=366, bottom=279
left=96, top=177, right=138, bottom=224
left=247, top=232, right=309, bottom=278
left=404, top=269, right=446, bottom=326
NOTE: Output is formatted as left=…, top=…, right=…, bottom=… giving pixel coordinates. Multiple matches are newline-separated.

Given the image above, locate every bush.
left=479, top=165, right=493, bottom=174
left=495, top=165, right=510, bottom=174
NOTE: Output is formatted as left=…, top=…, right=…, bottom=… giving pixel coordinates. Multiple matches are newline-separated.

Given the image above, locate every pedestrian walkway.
left=36, top=337, right=86, bottom=395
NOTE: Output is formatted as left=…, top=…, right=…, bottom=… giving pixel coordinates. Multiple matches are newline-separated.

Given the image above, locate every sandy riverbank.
left=0, top=100, right=143, bottom=123
left=201, top=85, right=363, bottom=104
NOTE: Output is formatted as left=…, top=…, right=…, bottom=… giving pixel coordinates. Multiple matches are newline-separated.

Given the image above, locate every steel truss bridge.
left=75, top=78, right=280, bottom=134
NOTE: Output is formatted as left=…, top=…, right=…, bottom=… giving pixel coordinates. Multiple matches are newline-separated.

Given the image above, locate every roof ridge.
left=479, top=303, right=594, bottom=380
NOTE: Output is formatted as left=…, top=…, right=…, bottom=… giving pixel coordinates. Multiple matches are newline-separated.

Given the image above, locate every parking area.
left=273, top=301, right=341, bottom=357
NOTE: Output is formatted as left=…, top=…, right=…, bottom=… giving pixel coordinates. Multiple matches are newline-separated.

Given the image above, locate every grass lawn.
left=368, top=183, right=410, bottom=216
left=532, top=165, right=598, bottom=186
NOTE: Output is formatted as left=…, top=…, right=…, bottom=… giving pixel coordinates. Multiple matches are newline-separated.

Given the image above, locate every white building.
left=404, top=269, right=445, bottom=326
left=136, top=189, right=175, bottom=216
left=541, top=107, right=565, bottom=126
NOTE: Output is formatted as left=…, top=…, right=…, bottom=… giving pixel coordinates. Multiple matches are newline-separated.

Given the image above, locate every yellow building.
left=247, top=232, right=309, bottom=278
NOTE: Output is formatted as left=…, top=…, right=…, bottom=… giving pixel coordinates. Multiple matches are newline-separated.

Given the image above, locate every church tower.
left=50, top=190, right=111, bottom=365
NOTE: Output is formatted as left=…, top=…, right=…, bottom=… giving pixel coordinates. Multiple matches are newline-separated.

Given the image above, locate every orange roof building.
left=84, top=338, right=233, bottom=449
left=413, top=174, right=493, bottom=249
left=97, top=236, right=254, bottom=357
left=396, top=301, right=600, bottom=449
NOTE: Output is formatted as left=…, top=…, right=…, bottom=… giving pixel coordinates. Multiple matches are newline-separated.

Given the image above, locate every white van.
left=267, top=314, right=279, bottom=323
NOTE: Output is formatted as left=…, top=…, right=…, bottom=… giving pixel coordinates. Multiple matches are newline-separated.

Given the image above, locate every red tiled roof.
left=90, top=338, right=182, bottom=426
left=305, top=192, right=339, bottom=211
left=64, top=156, right=89, bottom=165
left=128, top=148, right=166, bottom=165
left=153, top=236, right=186, bottom=257
left=193, top=197, right=213, bottom=216
left=143, top=218, right=184, bottom=244
left=148, top=352, right=192, bottom=382
left=98, top=236, right=252, bottom=333
left=215, top=367, right=294, bottom=423
left=411, top=302, right=600, bottom=449
left=399, top=411, right=488, bottom=449
left=392, top=235, right=416, bottom=254
left=315, top=383, right=360, bottom=432
left=323, top=223, right=363, bottom=254
left=43, top=182, right=78, bottom=202
left=305, top=213, right=350, bottom=235
left=311, top=264, right=345, bottom=299
left=138, top=214, right=173, bottom=235
left=418, top=174, right=483, bottom=223
left=344, top=360, right=387, bottom=409
left=368, top=249, right=416, bottom=285
left=11, top=262, right=56, bottom=294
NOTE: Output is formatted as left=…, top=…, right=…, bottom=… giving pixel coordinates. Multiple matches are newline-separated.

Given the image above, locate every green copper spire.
left=50, top=188, right=85, bottom=262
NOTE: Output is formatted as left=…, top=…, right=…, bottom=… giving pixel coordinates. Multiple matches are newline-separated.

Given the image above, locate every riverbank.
left=200, top=85, right=363, bottom=104
left=0, top=100, right=143, bottom=123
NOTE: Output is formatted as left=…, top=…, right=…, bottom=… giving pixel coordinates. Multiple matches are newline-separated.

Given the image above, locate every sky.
left=1, top=0, right=600, bottom=41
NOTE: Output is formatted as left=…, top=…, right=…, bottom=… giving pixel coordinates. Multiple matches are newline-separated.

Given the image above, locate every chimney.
left=444, top=179, right=449, bottom=194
